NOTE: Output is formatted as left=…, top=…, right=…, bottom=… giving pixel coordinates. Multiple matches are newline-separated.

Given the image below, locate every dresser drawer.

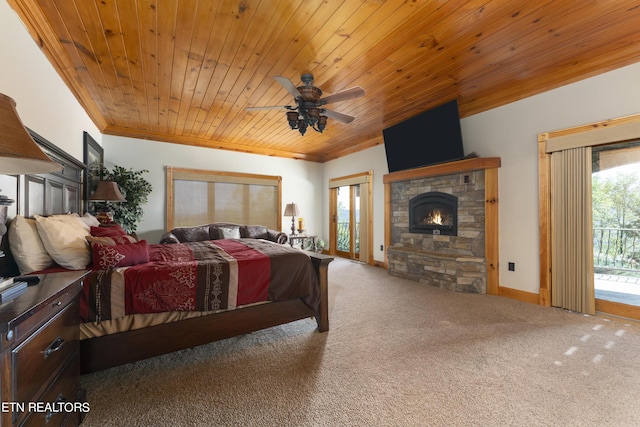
left=20, top=354, right=80, bottom=427
left=12, top=281, right=81, bottom=343
left=12, top=300, right=78, bottom=406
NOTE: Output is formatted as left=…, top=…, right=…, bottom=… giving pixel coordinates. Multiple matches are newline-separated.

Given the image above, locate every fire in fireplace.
left=409, top=191, right=458, bottom=235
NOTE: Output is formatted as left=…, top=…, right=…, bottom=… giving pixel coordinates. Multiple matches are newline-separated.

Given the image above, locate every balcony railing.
left=337, top=221, right=359, bottom=253
left=594, top=227, right=640, bottom=274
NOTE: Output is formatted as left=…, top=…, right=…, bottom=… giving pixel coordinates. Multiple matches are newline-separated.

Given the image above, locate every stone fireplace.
left=383, top=158, right=501, bottom=294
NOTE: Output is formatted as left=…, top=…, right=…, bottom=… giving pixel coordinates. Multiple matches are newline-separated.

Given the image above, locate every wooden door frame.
left=328, top=171, right=373, bottom=264
left=329, top=187, right=337, bottom=255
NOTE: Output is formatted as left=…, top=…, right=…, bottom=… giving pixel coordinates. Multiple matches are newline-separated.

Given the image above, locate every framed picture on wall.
left=83, top=131, right=103, bottom=213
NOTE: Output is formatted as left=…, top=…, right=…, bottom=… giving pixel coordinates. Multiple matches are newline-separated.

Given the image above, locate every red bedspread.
left=80, top=239, right=319, bottom=323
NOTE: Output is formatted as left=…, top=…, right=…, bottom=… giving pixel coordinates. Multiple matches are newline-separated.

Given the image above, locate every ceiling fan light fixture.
left=317, top=115, right=327, bottom=133
left=248, top=74, right=364, bottom=136
left=286, top=111, right=299, bottom=129
left=307, top=107, right=320, bottom=126
left=297, top=119, right=308, bottom=136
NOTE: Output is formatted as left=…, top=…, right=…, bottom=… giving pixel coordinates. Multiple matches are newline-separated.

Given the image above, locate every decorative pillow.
left=8, top=215, right=54, bottom=274
left=173, top=225, right=210, bottom=242
left=87, top=235, right=136, bottom=246
left=90, top=224, right=128, bottom=237
left=241, top=225, right=268, bottom=239
left=79, top=212, right=101, bottom=229
left=219, top=226, right=241, bottom=239
left=47, top=213, right=84, bottom=225
left=92, top=240, right=149, bottom=269
left=34, top=214, right=91, bottom=270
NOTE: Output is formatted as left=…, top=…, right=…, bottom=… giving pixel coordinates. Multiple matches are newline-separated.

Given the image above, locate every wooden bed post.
left=306, top=251, right=333, bottom=332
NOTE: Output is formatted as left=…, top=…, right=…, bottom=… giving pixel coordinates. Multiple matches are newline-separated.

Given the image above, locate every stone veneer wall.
left=387, top=169, right=487, bottom=293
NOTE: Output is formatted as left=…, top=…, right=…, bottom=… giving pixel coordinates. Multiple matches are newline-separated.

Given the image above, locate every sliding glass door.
left=592, top=144, right=640, bottom=317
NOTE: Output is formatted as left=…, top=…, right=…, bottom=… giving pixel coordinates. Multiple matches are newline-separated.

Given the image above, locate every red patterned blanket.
left=80, top=239, right=319, bottom=323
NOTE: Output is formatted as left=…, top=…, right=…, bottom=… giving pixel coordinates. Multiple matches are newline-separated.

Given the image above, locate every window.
left=166, top=167, right=282, bottom=230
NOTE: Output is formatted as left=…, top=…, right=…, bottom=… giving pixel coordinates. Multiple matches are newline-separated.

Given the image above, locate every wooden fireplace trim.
left=383, top=157, right=501, bottom=295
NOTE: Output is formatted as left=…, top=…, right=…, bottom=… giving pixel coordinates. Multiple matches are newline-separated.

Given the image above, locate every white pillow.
left=79, top=212, right=100, bottom=229
left=219, top=226, right=241, bottom=239
left=34, top=214, right=91, bottom=270
left=48, top=213, right=83, bottom=226
left=8, top=215, right=54, bottom=274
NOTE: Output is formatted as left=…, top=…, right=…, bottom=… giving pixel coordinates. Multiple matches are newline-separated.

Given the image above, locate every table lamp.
left=284, top=202, right=299, bottom=236
left=89, top=181, right=126, bottom=224
left=0, top=93, right=63, bottom=257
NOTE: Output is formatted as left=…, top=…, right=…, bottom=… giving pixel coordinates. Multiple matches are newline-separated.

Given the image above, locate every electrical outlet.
left=380, top=245, right=384, bottom=251
left=508, top=262, right=515, bottom=271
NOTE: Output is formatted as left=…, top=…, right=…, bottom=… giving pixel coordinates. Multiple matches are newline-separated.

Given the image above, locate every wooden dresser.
left=0, top=270, right=89, bottom=426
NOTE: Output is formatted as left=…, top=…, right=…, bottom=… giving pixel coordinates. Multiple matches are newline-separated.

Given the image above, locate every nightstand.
left=289, top=234, right=317, bottom=250
left=0, top=270, right=89, bottom=426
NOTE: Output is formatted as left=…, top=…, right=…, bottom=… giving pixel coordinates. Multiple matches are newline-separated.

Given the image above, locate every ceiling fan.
left=246, top=74, right=365, bottom=135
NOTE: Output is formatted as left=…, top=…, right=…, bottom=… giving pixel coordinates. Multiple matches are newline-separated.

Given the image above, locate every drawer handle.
left=45, top=394, right=66, bottom=424
left=52, top=300, right=62, bottom=307
left=43, top=336, right=65, bottom=359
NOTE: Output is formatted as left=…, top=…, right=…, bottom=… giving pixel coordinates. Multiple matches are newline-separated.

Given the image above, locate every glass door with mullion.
left=332, top=184, right=360, bottom=260
left=592, top=144, right=640, bottom=318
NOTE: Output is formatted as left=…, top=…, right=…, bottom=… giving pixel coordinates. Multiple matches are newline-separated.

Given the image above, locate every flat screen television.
left=383, top=99, right=465, bottom=173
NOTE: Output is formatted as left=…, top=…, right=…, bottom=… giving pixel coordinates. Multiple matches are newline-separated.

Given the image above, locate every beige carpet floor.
left=80, top=257, right=640, bottom=426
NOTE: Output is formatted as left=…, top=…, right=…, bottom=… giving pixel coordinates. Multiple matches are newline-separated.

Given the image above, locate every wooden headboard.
left=0, top=129, right=85, bottom=277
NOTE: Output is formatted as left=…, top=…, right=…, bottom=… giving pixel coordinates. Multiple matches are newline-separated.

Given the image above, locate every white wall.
left=101, top=136, right=323, bottom=244
left=0, top=0, right=101, bottom=160
left=323, top=62, right=640, bottom=294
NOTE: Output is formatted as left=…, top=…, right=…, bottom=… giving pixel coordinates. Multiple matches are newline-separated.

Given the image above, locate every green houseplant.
left=98, top=166, right=152, bottom=233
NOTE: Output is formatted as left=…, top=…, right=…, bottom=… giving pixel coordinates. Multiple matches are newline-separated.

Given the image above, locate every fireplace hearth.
left=409, top=191, right=457, bottom=235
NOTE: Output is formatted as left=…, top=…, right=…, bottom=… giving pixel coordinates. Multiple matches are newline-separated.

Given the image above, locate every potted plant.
left=99, top=166, right=152, bottom=233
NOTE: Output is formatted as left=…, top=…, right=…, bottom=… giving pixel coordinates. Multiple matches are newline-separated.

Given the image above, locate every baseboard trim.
left=498, top=286, right=540, bottom=305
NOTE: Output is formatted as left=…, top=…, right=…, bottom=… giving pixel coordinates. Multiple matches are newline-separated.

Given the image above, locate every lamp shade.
left=0, top=93, right=62, bottom=175
left=89, top=181, right=126, bottom=202
left=284, top=203, right=299, bottom=217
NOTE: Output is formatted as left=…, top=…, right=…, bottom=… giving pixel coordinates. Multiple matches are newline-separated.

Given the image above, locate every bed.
left=0, top=132, right=332, bottom=374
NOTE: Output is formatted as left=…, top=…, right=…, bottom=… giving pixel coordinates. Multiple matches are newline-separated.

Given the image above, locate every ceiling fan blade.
left=323, top=109, right=355, bottom=124
left=245, top=105, right=292, bottom=111
left=273, top=76, right=302, bottom=99
left=320, top=87, right=365, bottom=105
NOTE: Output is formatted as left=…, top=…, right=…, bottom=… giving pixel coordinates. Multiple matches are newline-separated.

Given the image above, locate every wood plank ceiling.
left=8, top=0, right=640, bottom=163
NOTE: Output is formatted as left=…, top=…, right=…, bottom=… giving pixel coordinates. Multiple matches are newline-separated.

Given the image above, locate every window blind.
left=166, top=167, right=282, bottom=231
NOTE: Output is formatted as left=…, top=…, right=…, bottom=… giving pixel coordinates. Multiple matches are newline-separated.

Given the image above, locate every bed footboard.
left=80, top=251, right=332, bottom=374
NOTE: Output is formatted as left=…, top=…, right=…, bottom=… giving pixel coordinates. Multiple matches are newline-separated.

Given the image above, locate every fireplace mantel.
left=383, top=157, right=501, bottom=184
left=383, top=157, right=501, bottom=295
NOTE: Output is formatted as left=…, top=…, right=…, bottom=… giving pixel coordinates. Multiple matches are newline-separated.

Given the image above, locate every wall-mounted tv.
left=383, top=99, right=465, bottom=173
